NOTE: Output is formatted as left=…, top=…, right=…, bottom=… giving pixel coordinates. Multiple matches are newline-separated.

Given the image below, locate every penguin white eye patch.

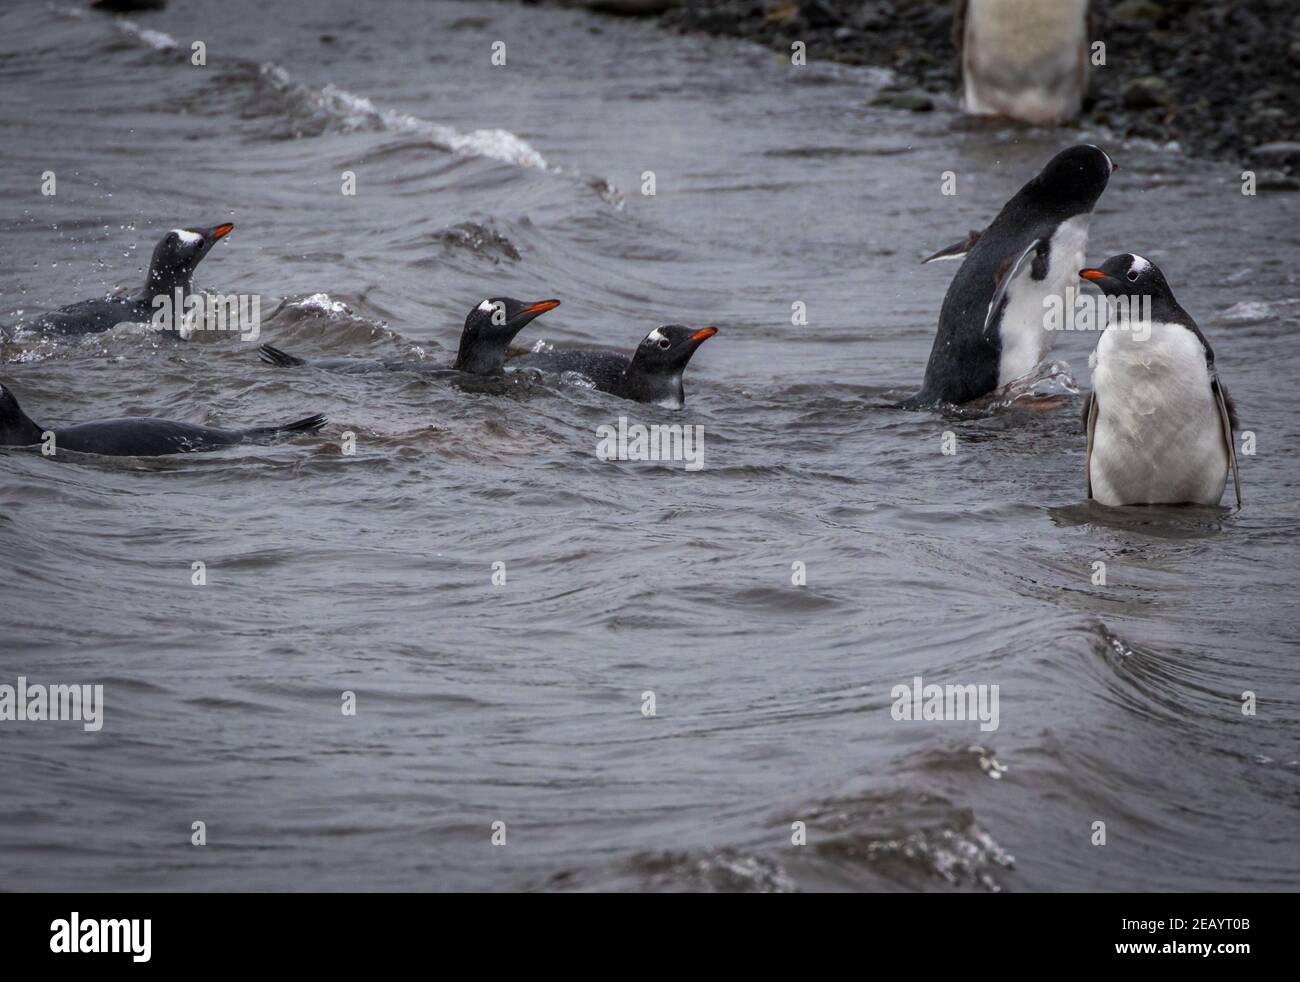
left=172, top=229, right=202, bottom=246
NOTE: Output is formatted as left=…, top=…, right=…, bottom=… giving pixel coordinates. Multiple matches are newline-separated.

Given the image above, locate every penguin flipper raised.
left=1214, top=379, right=1242, bottom=508
left=983, top=238, right=1045, bottom=336
left=1083, top=390, right=1098, bottom=499
left=921, top=228, right=982, bottom=264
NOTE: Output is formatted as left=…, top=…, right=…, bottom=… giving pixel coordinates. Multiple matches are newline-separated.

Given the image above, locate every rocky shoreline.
left=559, top=0, right=1300, bottom=183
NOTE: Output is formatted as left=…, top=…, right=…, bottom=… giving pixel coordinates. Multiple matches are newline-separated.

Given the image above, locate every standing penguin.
left=954, top=0, right=1091, bottom=125
left=905, top=144, right=1114, bottom=407
left=1078, top=254, right=1241, bottom=507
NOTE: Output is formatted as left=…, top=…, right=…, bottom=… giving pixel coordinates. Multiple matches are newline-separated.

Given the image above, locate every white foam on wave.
left=265, top=67, right=548, bottom=170
left=288, top=293, right=352, bottom=317
left=96, top=10, right=555, bottom=175
left=115, top=18, right=179, bottom=51
left=95, top=16, right=555, bottom=173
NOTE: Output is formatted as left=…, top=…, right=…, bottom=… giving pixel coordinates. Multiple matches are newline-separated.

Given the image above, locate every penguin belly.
left=1089, top=323, right=1229, bottom=506
left=963, top=0, right=1089, bottom=125
left=996, top=215, right=1089, bottom=387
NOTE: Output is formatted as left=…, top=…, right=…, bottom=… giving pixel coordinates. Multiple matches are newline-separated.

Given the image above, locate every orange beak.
left=522, top=299, right=560, bottom=316
left=212, top=223, right=235, bottom=241
left=1079, top=269, right=1106, bottom=282
left=690, top=327, right=718, bottom=343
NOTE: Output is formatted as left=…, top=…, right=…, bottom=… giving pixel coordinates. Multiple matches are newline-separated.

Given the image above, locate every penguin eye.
left=1127, top=270, right=1139, bottom=282
left=657, top=338, right=671, bottom=349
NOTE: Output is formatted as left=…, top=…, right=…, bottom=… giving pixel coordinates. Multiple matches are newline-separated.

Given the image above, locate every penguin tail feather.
left=258, top=344, right=307, bottom=367
left=244, top=414, right=328, bottom=441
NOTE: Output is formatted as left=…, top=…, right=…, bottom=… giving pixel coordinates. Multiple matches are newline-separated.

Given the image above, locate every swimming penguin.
left=905, top=144, right=1114, bottom=407
left=257, top=298, right=560, bottom=376
left=1078, top=254, right=1241, bottom=507
left=19, top=224, right=235, bottom=336
left=0, top=382, right=325, bottom=457
left=954, top=0, right=1091, bottom=125
left=510, top=325, right=717, bottom=408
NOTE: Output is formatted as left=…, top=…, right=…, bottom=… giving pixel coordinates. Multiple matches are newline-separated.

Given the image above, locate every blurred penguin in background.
left=955, top=0, right=1091, bottom=125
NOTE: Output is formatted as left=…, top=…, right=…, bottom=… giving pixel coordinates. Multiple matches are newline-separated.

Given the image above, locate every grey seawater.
left=1, top=0, right=1298, bottom=892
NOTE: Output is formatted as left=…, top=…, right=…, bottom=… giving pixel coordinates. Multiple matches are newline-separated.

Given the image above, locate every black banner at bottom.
left=0, top=891, right=1283, bottom=968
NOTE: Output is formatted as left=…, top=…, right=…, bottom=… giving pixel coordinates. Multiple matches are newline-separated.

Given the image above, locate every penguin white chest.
left=1089, top=322, right=1229, bottom=506
left=997, top=215, right=1089, bottom=387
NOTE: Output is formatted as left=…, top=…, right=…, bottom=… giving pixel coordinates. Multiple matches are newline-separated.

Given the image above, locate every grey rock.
left=1251, top=141, right=1300, bottom=164
left=1122, top=75, right=1171, bottom=110
left=1255, top=169, right=1300, bottom=192
left=1110, top=1, right=1166, bottom=27
left=870, top=89, right=934, bottom=112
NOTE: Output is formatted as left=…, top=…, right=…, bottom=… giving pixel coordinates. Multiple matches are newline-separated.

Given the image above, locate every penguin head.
left=456, top=297, right=560, bottom=373
left=630, top=325, right=718, bottom=375
left=1079, top=253, right=1170, bottom=297
left=623, top=325, right=717, bottom=408
left=1032, top=144, right=1114, bottom=213
left=145, top=223, right=235, bottom=294
left=1081, top=253, right=1193, bottom=328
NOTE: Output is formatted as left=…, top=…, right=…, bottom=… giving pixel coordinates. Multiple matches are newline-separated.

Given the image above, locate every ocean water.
left=1, top=0, right=1297, bottom=891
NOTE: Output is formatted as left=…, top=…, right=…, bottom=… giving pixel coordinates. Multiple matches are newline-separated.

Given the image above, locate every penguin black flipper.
left=984, top=237, right=1046, bottom=336
left=1082, top=390, right=1098, bottom=499
left=1214, top=380, right=1242, bottom=507
left=921, top=229, right=983, bottom=265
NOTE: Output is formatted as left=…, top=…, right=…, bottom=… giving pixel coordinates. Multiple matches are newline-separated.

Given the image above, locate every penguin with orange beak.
left=18, top=223, right=235, bottom=336
left=258, top=297, right=562, bottom=377
left=1078, top=253, right=1241, bottom=507
left=512, top=324, right=718, bottom=409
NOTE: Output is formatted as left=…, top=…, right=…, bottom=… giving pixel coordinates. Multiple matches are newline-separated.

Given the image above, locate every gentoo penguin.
left=20, top=224, right=235, bottom=336
left=905, top=144, right=1114, bottom=407
left=954, top=0, right=1091, bottom=125
left=257, top=298, right=560, bottom=375
left=510, top=325, right=717, bottom=408
left=0, top=382, right=325, bottom=457
left=1078, top=254, right=1241, bottom=507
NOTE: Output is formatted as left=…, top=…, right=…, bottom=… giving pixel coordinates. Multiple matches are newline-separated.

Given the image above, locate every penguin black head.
left=1079, top=253, right=1191, bottom=325
left=144, top=223, right=234, bottom=295
left=1079, top=253, right=1170, bottom=297
left=1029, top=144, right=1115, bottom=215
left=456, top=297, right=560, bottom=373
left=625, top=325, right=717, bottom=407
left=0, top=383, right=44, bottom=447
